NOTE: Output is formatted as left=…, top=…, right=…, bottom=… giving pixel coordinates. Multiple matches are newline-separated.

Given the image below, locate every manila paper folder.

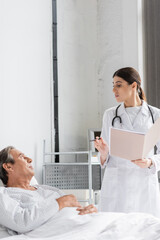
left=110, top=117, right=160, bottom=160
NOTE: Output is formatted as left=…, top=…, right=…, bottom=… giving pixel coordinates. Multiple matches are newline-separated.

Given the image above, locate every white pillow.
left=0, top=225, right=10, bottom=239
left=30, top=176, right=38, bottom=185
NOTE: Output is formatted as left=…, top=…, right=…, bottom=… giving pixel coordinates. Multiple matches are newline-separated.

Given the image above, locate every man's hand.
left=76, top=204, right=98, bottom=215
left=56, top=194, right=81, bottom=210
left=131, top=158, right=153, bottom=168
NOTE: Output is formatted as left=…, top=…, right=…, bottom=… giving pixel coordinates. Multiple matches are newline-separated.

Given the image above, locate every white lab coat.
left=99, top=100, right=160, bottom=218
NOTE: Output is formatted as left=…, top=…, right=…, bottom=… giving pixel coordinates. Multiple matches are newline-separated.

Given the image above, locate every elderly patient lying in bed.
left=0, top=146, right=97, bottom=234
left=1, top=146, right=160, bottom=240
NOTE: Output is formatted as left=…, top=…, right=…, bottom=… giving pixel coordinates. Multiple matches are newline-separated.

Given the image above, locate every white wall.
left=57, top=0, right=98, bottom=161
left=57, top=0, right=140, bottom=159
left=97, top=0, right=139, bottom=111
left=0, top=0, right=53, bottom=183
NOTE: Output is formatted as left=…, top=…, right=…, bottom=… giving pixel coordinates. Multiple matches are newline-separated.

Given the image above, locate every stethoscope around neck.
left=112, top=104, right=154, bottom=127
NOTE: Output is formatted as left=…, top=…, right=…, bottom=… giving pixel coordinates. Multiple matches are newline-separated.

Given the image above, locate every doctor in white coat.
left=95, top=67, right=160, bottom=217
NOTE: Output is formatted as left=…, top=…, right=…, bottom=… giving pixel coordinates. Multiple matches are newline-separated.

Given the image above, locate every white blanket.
left=2, top=208, right=160, bottom=240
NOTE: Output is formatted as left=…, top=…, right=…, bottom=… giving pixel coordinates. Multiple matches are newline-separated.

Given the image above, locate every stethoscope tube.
left=112, top=104, right=121, bottom=126
left=112, top=104, right=154, bottom=127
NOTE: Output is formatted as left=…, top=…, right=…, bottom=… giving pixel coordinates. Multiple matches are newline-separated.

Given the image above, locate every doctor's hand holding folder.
left=110, top=117, right=160, bottom=168
left=95, top=117, right=160, bottom=169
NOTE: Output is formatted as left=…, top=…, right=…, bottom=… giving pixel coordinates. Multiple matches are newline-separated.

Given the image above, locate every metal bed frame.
left=42, top=140, right=101, bottom=204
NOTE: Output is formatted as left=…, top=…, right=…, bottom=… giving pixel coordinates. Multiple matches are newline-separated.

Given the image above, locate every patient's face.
left=10, top=149, right=34, bottom=179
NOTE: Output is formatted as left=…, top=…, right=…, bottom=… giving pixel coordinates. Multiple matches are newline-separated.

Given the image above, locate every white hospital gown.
left=0, top=185, right=64, bottom=235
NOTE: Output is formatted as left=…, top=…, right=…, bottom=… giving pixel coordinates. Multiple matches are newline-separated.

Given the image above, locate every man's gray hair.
left=0, top=146, right=15, bottom=185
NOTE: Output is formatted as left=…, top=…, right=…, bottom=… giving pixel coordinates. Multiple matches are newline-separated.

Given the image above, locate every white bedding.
left=1, top=208, right=160, bottom=240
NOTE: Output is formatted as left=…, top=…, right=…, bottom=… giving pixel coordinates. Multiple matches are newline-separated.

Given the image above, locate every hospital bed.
left=1, top=152, right=160, bottom=239
left=1, top=207, right=160, bottom=239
